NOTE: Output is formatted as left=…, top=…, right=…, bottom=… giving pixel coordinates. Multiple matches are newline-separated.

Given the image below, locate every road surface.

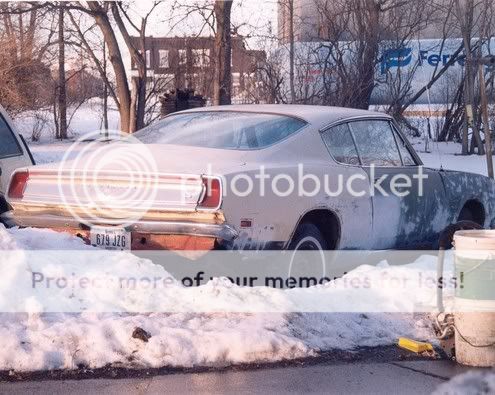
left=0, top=359, right=480, bottom=394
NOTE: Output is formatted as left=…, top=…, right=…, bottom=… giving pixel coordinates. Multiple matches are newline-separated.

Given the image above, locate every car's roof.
left=177, top=104, right=390, bottom=129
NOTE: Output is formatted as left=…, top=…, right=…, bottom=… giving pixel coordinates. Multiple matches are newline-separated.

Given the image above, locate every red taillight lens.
left=7, top=171, right=29, bottom=199
left=198, top=176, right=222, bottom=209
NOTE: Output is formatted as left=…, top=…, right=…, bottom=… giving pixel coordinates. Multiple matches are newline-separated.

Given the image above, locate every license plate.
left=90, top=226, right=131, bottom=251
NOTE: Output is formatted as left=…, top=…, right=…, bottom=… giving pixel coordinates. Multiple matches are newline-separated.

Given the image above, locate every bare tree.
left=213, top=0, right=233, bottom=105
left=256, top=49, right=286, bottom=103
left=111, top=1, right=159, bottom=130
left=60, top=1, right=161, bottom=133
left=312, top=0, right=434, bottom=109
left=0, top=2, right=56, bottom=114
left=82, top=1, right=132, bottom=132
left=278, top=0, right=296, bottom=103
left=57, top=2, right=67, bottom=139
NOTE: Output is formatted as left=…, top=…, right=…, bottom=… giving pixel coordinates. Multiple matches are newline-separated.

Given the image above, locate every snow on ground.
left=13, top=100, right=120, bottom=165
left=411, top=139, right=490, bottom=176
left=0, top=225, right=435, bottom=372
left=433, top=370, right=495, bottom=395
left=13, top=99, right=120, bottom=143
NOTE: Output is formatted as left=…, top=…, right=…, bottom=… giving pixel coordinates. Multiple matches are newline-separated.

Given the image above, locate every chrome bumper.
left=3, top=210, right=238, bottom=241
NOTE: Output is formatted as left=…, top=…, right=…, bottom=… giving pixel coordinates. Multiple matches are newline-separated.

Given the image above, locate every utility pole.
left=477, top=56, right=495, bottom=179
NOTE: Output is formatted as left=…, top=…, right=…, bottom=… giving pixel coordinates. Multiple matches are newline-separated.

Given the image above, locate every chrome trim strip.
left=6, top=211, right=238, bottom=241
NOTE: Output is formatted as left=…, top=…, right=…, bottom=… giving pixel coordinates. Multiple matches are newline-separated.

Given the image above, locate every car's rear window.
left=134, top=111, right=307, bottom=150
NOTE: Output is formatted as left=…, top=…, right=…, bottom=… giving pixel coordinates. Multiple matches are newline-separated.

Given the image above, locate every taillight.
left=7, top=171, right=29, bottom=199
left=198, top=176, right=222, bottom=209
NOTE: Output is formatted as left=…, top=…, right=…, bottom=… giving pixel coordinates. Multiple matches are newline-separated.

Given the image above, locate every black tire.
left=438, top=220, right=483, bottom=250
left=458, top=207, right=474, bottom=222
left=0, top=196, right=12, bottom=227
left=287, top=223, right=328, bottom=286
left=288, top=222, right=328, bottom=251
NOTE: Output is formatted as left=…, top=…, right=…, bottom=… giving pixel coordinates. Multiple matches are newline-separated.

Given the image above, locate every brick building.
left=130, top=36, right=266, bottom=102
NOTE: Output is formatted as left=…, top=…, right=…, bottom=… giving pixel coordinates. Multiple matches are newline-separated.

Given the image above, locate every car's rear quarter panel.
left=440, top=170, right=495, bottom=227
left=219, top=125, right=374, bottom=250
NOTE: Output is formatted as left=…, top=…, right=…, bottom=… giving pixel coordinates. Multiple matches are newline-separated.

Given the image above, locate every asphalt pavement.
left=0, top=359, right=482, bottom=395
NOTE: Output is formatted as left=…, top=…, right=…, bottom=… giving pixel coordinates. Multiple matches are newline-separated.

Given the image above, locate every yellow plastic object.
left=398, top=338, right=434, bottom=353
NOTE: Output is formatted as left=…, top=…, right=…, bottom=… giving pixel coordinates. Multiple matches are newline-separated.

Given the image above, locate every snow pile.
left=0, top=225, right=452, bottom=314
left=434, top=370, right=495, bottom=395
left=0, top=225, right=434, bottom=372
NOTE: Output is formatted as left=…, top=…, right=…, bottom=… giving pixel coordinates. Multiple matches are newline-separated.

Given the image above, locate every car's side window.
left=0, top=114, right=22, bottom=159
left=391, top=124, right=417, bottom=166
left=349, top=120, right=402, bottom=167
left=321, top=123, right=360, bottom=165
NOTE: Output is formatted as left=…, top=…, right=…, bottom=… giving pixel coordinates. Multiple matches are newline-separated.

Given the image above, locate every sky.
left=130, top=0, right=278, bottom=49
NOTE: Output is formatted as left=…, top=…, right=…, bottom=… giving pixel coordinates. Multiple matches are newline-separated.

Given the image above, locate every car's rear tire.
left=287, top=223, right=328, bottom=285
left=288, top=222, right=328, bottom=251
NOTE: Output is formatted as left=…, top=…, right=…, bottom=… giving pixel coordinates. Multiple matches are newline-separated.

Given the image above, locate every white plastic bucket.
left=453, top=230, right=495, bottom=367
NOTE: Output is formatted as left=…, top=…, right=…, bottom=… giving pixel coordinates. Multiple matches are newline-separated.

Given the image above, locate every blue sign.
left=381, top=46, right=466, bottom=74
left=381, top=48, right=412, bottom=74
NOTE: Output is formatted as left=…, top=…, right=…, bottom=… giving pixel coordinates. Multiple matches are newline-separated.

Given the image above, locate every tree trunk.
left=109, top=2, right=148, bottom=132
left=213, top=0, right=233, bottom=106
left=135, top=30, right=147, bottom=130
left=354, top=0, right=380, bottom=109
left=87, top=1, right=132, bottom=133
left=130, top=77, right=138, bottom=133
left=102, top=40, right=109, bottom=132
left=58, top=3, right=67, bottom=140
left=456, top=0, right=484, bottom=155
left=288, top=0, right=296, bottom=104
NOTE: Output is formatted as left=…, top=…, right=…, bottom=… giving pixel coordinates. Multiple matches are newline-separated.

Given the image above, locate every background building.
left=130, top=36, right=266, bottom=102
left=277, top=0, right=473, bottom=43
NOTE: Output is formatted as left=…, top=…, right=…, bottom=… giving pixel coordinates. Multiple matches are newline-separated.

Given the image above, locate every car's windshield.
left=134, top=111, right=307, bottom=150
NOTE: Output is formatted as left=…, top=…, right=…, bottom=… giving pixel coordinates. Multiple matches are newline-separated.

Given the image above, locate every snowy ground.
left=13, top=100, right=120, bottom=165
left=0, top=225, right=439, bottom=372
left=13, top=99, right=121, bottom=143
left=433, top=370, right=495, bottom=395
left=411, top=139, right=490, bottom=176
